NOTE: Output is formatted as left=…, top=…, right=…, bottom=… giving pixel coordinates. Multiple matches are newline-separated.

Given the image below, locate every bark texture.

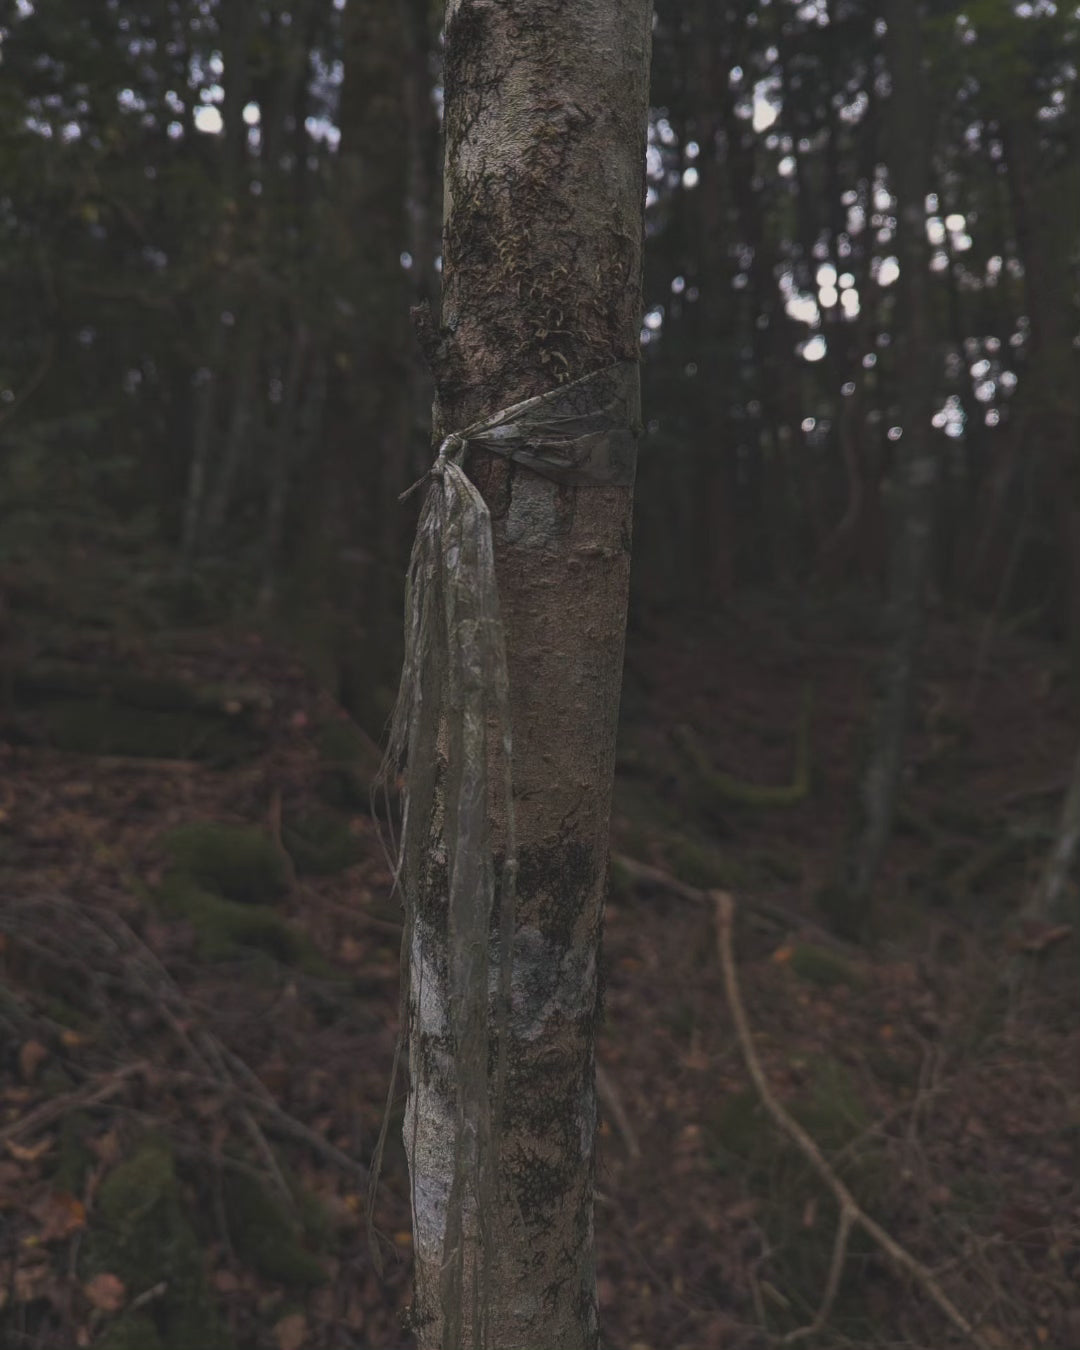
left=404, top=3, right=652, bottom=1347
left=834, top=0, right=937, bottom=931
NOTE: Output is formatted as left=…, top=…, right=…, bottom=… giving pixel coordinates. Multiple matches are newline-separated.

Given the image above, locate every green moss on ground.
left=39, top=701, right=259, bottom=764
left=667, top=838, right=751, bottom=891
left=54, top=1111, right=94, bottom=1194
left=95, top=1313, right=166, bottom=1350
left=161, top=823, right=288, bottom=904
left=223, top=1173, right=328, bottom=1287
left=82, top=1138, right=231, bottom=1350
left=283, top=809, right=362, bottom=876
left=314, top=717, right=384, bottom=813
left=154, top=874, right=303, bottom=965
left=788, top=942, right=866, bottom=991
left=705, top=1058, right=883, bottom=1335
left=753, top=848, right=804, bottom=884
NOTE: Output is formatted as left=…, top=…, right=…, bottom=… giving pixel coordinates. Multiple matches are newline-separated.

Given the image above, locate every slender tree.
left=392, top=2, right=652, bottom=1346
left=832, top=0, right=938, bottom=931
left=279, top=0, right=417, bottom=717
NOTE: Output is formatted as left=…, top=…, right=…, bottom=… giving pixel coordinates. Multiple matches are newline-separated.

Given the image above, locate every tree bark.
left=1025, top=735, right=1080, bottom=924
left=833, top=0, right=937, bottom=932
left=403, top=3, right=652, bottom=1347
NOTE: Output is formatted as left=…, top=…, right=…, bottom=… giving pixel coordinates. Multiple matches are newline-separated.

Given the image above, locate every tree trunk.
left=1024, top=735, right=1080, bottom=924
left=401, top=3, right=652, bottom=1347
left=832, top=0, right=937, bottom=933
left=317, top=0, right=415, bottom=716
left=1001, top=114, right=1080, bottom=670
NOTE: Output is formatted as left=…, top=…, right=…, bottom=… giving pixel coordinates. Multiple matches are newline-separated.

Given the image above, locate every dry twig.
left=614, top=853, right=856, bottom=954
left=596, top=1061, right=641, bottom=1159
left=0, top=1063, right=147, bottom=1147
left=712, top=890, right=992, bottom=1350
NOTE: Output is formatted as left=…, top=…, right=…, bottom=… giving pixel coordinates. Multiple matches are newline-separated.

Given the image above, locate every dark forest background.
left=4, top=0, right=1078, bottom=696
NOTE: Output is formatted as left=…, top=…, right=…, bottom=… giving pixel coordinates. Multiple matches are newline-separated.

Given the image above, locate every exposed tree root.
left=612, top=851, right=856, bottom=955
left=672, top=684, right=813, bottom=810
left=713, top=889, right=993, bottom=1350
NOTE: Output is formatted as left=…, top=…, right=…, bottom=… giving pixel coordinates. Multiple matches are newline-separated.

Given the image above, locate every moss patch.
left=283, top=809, right=363, bottom=877
left=314, top=717, right=384, bottom=813
left=705, top=1060, right=882, bottom=1334
left=223, top=1173, right=328, bottom=1287
left=54, top=1111, right=94, bottom=1194
left=37, top=701, right=259, bottom=764
left=753, top=848, right=804, bottom=884
left=154, top=874, right=304, bottom=965
left=82, top=1139, right=230, bottom=1350
left=667, top=838, right=750, bottom=892
left=95, top=1313, right=166, bottom=1350
left=161, top=823, right=288, bottom=904
left=788, top=942, right=866, bottom=991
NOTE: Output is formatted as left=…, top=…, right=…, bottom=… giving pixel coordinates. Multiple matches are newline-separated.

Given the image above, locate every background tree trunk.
left=404, top=2, right=652, bottom=1347
left=831, top=0, right=937, bottom=933
left=317, top=0, right=415, bottom=718
left=1024, top=735, right=1080, bottom=924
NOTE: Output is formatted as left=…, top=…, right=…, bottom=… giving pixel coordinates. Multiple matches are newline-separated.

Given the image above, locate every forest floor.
left=1, top=586, right=1078, bottom=1350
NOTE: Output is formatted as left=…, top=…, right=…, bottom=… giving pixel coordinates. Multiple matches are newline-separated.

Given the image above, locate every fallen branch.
left=0, top=1062, right=148, bottom=1148
left=784, top=1205, right=853, bottom=1346
left=613, top=853, right=856, bottom=955
left=713, top=890, right=991, bottom=1350
left=166, top=1070, right=370, bottom=1187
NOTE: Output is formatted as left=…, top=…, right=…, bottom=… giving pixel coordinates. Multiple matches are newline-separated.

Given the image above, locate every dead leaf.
left=979, top=1329, right=1010, bottom=1350
left=1008, top=923, right=1071, bottom=955
left=14, top=1256, right=52, bottom=1303
left=91, top=1127, right=123, bottom=1166
left=83, top=1272, right=126, bottom=1313
left=273, top=1311, right=308, bottom=1350
left=771, top=944, right=795, bottom=964
left=344, top=1291, right=366, bottom=1331
left=338, top=935, right=365, bottom=964
left=18, top=1041, right=49, bottom=1083
left=30, top=1190, right=86, bottom=1241
left=6, top=1137, right=53, bottom=1163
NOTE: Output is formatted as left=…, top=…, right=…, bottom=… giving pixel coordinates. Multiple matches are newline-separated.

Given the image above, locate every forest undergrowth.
left=1, top=576, right=1078, bottom=1350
